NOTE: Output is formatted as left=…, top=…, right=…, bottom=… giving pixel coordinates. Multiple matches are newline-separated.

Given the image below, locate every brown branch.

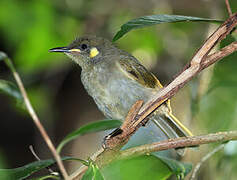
left=0, top=54, right=69, bottom=180
left=81, top=131, right=237, bottom=170
left=95, top=131, right=237, bottom=167
left=225, top=0, right=232, bottom=17
left=202, top=41, right=237, bottom=69
left=119, top=131, right=236, bottom=159
left=103, top=100, right=143, bottom=149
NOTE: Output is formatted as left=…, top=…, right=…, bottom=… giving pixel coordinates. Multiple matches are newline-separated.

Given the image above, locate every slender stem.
left=190, top=144, right=225, bottom=180
left=119, top=131, right=236, bottom=159
left=29, top=145, right=55, bottom=174
left=225, top=0, right=232, bottom=16
left=203, top=41, right=237, bottom=69
left=70, top=148, right=104, bottom=180
left=2, top=56, right=69, bottom=180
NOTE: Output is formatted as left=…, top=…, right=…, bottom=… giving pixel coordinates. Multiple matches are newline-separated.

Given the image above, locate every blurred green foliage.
left=199, top=35, right=237, bottom=132
left=0, top=0, right=80, bottom=73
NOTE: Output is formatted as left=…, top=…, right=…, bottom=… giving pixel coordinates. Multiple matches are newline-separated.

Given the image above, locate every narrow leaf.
left=82, top=162, right=104, bottom=180
left=0, top=51, right=7, bottom=61
left=0, top=52, right=24, bottom=106
left=0, top=52, right=16, bottom=73
left=0, top=79, right=23, bottom=101
left=0, top=157, right=74, bottom=180
left=30, top=174, right=60, bottom=180
left=57, top=120, right=122, bottom=153
left=113, top=14, right=223, bottom=41
left=158, top=156, right=192, bottom=179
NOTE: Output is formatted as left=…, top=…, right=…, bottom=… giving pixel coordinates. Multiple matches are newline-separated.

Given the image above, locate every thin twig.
left=119, top=131, right=234, bottom=160
left=225, top=0, right=232, bottom=17
left=70, top=148, right=104, bottom=180
left=29, top=145, right=56, bottom=174
left=203, top=41, right=237, bottom=69
left=29, top=145, right=41, bottom=161
left=190, top=144, right=225, bottom=180
left=0, top=54, right=69, bottom=180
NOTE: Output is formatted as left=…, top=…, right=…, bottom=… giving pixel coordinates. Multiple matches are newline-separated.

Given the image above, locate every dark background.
left=0, top=0, right=237, bottom=179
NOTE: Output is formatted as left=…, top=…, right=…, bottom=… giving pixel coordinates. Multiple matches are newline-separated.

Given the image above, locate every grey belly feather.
left=81, top=68, right=182, bottom=157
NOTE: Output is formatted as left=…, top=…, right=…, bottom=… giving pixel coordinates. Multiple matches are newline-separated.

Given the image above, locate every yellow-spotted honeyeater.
left=50, top=36, right=193, bottom=156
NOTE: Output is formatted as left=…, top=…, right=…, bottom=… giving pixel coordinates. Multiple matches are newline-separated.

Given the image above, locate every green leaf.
left=113, top=14, right=223, bottom=41
left=30, top=174, right=60, bottom=180
left=102, top=155, right=172, bottom=180
left=158, top=156, right=192, bottom=179
left=0, top=79, right=23, bottom=101
left=82, top=162, right=104, bottom=180
left=0, top=51, right=16, bottom=72
left=57, top=120, right=122, bottom=153
left=0, top=51, right=7, bottom=61
left=0, top=157, right=74, bottom=180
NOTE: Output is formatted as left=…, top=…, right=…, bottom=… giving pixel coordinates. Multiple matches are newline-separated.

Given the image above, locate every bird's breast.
left=81, top=67, right=153, bottom=120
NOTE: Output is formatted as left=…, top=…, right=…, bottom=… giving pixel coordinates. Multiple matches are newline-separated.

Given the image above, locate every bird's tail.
left=152, top=112, right=193, bottom=156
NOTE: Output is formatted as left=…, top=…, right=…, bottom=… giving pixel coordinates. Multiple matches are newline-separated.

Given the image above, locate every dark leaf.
left=113, top=14, right=222, bottom=41
left=82, top=162, right=104, bottom=180
left=158, top=156, right=192, bottom=179
left=0, top=157, right=76, bottom=180
left=29, top=174, right=60, bottom=180
left=0, top=51, right=7, bottom=61
left=57, top=120, right=122, bottom=153
left=0, top=79, right=23, bottom=101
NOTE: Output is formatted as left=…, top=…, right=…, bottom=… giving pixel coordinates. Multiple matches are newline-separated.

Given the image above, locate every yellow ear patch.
left=70, top=49, right=81, bottom=53
left=90, top=47, right=99, bottom=58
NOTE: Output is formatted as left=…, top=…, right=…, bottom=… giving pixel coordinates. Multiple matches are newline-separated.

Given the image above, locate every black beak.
left=49, top=47, right=70, bottom=53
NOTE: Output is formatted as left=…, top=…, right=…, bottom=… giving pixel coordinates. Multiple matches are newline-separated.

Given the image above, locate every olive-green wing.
left=117, top=57, right=163, bottom=89
left=118, top=57, right=194, bottom=140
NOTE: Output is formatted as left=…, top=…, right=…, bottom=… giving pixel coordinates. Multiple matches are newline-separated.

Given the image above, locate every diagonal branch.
left=202, top=41, right=237, bottom=69
left=119, top=131, right=236, bottom=160
left=95, top=131, right=237, bottom=167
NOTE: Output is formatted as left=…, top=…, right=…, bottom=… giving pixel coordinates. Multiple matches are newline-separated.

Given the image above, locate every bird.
left=49, top=35, right=193, bottom=156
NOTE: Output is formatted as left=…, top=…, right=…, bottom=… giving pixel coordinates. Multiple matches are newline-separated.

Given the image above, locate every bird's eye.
left=81, top=44, right=88, bottom=50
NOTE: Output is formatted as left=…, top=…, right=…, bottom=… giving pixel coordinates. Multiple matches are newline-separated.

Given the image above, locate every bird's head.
left=49, top=35, right=116, bottom=69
